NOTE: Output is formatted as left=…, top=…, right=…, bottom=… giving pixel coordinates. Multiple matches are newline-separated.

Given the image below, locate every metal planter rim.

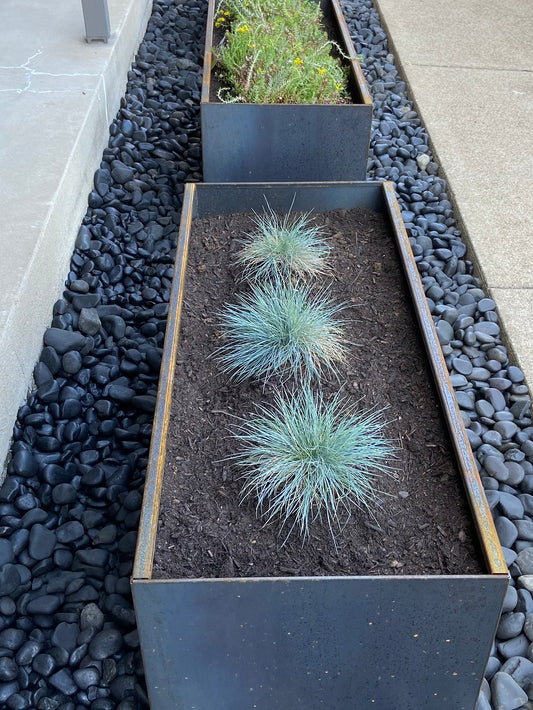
left=133, top=180, right=507, bottom=582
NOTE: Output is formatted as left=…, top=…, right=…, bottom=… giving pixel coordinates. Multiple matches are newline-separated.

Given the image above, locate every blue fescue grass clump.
left=233, top=386, right=396, bottom=542
left=216, top=278, right=347, bottom=383
left=235, top=206, right=330, bottom=280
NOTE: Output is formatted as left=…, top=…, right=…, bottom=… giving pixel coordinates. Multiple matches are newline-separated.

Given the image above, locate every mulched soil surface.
left=152, top=206, right=484, bottom=579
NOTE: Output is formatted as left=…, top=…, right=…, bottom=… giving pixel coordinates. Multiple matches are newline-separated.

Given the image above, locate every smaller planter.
left=132, top=181, right=508, bottom=710
left=201, top=0, right=373, bottom=182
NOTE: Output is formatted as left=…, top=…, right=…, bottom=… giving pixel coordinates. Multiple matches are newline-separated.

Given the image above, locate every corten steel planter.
left=201, top=0, right=373, bottom=182
left=132, top=182, right=508, bottom=710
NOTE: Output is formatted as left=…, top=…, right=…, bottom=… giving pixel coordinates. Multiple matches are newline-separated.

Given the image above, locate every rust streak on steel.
left=200, top=0, right=216, bottom=104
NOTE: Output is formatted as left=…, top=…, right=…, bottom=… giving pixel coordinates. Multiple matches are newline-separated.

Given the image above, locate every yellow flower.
left=215, top=9, right=231, bottom=26
left=317, top=67, right=326, bottom=75
left=294, top=57, right=303, bottom=65
left=237, top=24, right=250, bottom=33
left=335, top=83, right=342, bottom=90
left=248, top=42, right=256, bottom=48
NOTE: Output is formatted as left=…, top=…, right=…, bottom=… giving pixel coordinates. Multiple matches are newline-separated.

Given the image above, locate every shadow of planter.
left=201, top=0, right=373, bottom=182
left=132, top=182, right=508, bottom=710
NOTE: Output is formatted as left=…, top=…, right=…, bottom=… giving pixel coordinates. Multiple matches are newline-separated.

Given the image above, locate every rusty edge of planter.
left=382, top=181, right=507, bottom=576
left=132, top=184, right=194, bottom=580
left=200, top=0, right=373, bottom=106
left=133, top=181, right=508, bottom=581
left=329, top=0, right=373, bottom=106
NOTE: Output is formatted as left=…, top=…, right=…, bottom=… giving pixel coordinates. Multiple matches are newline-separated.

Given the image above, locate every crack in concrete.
left=0, top=48, right=99, bottom=93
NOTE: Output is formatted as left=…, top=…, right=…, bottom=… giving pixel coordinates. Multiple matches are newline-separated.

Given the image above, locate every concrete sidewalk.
left=0, top=0, right=152, bottom=472
left=375, top=0, right=533, bottom=390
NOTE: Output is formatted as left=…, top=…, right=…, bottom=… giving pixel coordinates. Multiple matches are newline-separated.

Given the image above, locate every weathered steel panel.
left=133, top=575, right=507, bottom=710
left=194, top=180, right=385, bottom=217
left=201, top=104, right=372, bottom=182
left=381, top=185, right=507, bottom=572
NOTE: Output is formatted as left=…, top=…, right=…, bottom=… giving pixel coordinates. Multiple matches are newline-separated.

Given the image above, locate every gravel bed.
left=0, top=0, right=531, bottom=708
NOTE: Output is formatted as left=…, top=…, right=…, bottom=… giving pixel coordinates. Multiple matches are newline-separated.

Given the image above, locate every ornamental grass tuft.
left=233, top=386, right=396, bottom=541
left=214, top=0, right=350, bottom=104
left=216, top=278, right=347, bottom=383
left=235, top=206, right=330, bottom=280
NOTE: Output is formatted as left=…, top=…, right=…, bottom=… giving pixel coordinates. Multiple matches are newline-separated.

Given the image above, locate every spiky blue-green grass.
left=233, top=386, right=396, bottom=542
left=216, top=279, right=347, bottom=383
left=235, top=207, right=330, bottom=280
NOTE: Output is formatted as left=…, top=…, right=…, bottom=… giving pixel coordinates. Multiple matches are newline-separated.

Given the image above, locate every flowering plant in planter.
left=213, top=0, right=350, bottom=104
left=200, top=0, right=373, bottom=181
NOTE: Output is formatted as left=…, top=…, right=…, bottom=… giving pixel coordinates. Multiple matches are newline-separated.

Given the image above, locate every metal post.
left=81, top=0, right=111, bottom=43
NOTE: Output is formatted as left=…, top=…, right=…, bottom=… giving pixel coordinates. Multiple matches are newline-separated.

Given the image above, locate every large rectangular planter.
left=201, top=0, right=373, bottom=182
left=132, top=182, right=508, bottom=710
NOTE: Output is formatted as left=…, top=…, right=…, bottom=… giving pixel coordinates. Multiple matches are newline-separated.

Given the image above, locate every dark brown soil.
left=152, top=207, right=484, bottom=580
